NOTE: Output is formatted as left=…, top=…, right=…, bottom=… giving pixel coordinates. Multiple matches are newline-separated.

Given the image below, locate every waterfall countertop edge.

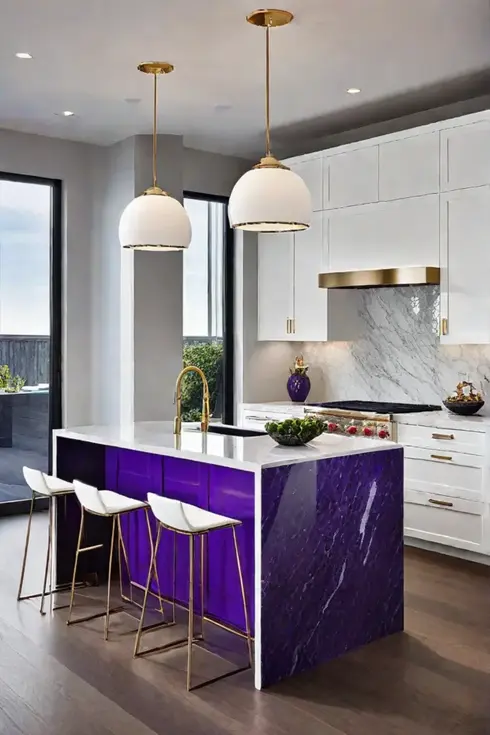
left=53, top=421, right=400, bottom=471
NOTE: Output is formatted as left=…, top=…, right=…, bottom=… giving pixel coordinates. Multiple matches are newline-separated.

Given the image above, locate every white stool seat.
left=99, top=490, right=147, bottom=515
left=147, top=493, right=239, bottom=534
left=73, top=480, right=147, bottom=516
left=23, top=466, right=74, bottom=496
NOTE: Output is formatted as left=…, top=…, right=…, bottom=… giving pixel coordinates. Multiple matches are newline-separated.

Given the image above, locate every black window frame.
left=183, top=191, right=234, bottom=426
left=0, top=170, right=62, bottom=516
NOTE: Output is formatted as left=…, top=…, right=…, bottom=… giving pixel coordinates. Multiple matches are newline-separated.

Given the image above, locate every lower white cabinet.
left=439, top=186, right=490, bottom=344
left=399, top=421, right=488, bottom=555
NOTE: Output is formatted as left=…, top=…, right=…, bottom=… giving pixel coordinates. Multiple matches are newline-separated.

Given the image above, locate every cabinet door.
left=379, top=132, right=440, bottom=200
left=329, top=195, right=439, bottom=271
left=440, top=187, right=490, bottom=344
left=324, top=146, right=378, bottom=209
left=290, top=157, right=323, bottom=211
left=441, top=120, right=490, bottom=191
left=257, top=232, right=294, bottom=341
left=293, top=211, right=327, bottom=340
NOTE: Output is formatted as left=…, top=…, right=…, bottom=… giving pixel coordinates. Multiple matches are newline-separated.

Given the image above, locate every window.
left=182, top=194, right=233, bottom=424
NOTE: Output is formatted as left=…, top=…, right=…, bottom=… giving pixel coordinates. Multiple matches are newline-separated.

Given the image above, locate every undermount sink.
left=185, top=424, right=267, bottom=438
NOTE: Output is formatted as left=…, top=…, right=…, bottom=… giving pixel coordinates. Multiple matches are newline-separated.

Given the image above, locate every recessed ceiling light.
left=347, top=87, right=361, bottom=95
left=62, top=111, right=75, bottom=117
left=15, top=52, right=32, bottom=59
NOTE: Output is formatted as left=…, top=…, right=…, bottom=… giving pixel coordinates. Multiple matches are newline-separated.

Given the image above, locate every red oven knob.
left=378, top=429, right=389, bottom=439
left=347, top=425, right=358, bottom=435
left=327, top=422, right=338, bottom=432
left=363, top=426, right=373, bottom=437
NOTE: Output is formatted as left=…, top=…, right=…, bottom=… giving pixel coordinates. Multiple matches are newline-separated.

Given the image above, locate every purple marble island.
left=53, top=423, right=404, bottom=689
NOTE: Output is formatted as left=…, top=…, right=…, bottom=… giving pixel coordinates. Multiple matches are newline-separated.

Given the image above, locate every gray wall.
left=0, top=128, right=95, bottom=426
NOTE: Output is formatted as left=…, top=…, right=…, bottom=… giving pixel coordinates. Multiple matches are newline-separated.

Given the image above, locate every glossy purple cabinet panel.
left=158, top=457, right=210, bottom=607
left=207, top=465, right=255, bottom=633
left=105, top=447, right=164, bottom=589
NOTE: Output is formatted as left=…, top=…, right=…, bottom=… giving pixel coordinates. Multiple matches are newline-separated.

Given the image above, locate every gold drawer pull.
left=432, top=433, right=454, bottom=440
left=430, top=454, right=453, bottom=461
left=429, top=498, right=454, bottom=508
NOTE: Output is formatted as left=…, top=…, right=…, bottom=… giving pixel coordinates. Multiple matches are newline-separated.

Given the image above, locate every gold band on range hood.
left=318, top=266, right=440, bottom=289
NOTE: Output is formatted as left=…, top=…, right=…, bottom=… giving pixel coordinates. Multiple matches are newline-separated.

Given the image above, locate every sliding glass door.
left=182, top=193, right=234, bottom=425
left=0, top=172, right=61, bottom=514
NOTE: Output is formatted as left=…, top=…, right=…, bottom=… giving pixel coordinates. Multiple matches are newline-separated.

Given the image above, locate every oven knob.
left=327, top=422, right=338, bottom=432
left=378, top=429, right=389, bottom=439
left=346, top=425, right=358, bottom=435
left=363, top=426, right=373, bottom=437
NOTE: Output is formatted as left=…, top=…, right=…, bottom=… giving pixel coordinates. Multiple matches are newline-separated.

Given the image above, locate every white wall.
left=0, top=128, right=95, bottom=426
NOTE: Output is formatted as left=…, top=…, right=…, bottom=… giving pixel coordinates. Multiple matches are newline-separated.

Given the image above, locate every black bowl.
left=443, top=400, right=484, bottom=416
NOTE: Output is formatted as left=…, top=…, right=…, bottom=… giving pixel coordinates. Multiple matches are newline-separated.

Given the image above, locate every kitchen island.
left=53, top=423, right=404, bottom=689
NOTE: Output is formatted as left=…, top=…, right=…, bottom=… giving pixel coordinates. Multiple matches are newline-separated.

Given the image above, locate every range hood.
left=318, top=266, right=440, bottom=289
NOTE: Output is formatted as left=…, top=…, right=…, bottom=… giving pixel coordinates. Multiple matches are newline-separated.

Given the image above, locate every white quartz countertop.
left=394, top=409, right=490, bottom=432
left=54, top=421, right=399, bottom=471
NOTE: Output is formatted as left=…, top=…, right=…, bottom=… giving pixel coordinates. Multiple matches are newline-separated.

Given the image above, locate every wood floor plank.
left=0, top=514, right=489, bottom=735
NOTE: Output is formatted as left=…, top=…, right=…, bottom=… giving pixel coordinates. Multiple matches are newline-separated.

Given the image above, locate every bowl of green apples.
left=264, top=417, right=325, bottom=446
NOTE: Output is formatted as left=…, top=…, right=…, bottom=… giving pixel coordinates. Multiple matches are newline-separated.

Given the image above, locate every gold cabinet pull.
left=432, top=433, right=455, bottom=440
left=428, top=498, right=454, bottom=508
left=286, top=318, right=290, bottom=334
left=440, top=317, right=448, bottom=336
left=430, top=454, right=453, bottom=461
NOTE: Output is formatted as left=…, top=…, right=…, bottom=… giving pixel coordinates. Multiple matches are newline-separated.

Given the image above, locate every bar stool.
left=134, top=492, right=253, bottom=692
left=67, top=480, right=165, bottom=640
left=17, top=466, right=75, bottom=615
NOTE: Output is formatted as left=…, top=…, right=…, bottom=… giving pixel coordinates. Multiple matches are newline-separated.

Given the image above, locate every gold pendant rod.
left=265, top=23, right=271, bottom=156
left=152, top=72, right=158, bottom=189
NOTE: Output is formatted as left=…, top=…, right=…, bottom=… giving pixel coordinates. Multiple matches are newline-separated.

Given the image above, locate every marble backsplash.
left=302, top=286, right=490, bottom=413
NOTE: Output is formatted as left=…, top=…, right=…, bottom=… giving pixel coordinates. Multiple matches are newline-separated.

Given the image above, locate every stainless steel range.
left=304, top=401, right=442, bottom=441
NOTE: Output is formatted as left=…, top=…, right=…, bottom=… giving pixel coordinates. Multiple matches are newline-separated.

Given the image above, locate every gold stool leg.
left=133, top=523, right=162, bottom=657
left=145, top=507, right=164, bottom=616
left=17, top=490, right=36, bottom=601
left=187, top=534, right=195, bottom=692
left=232, top=526, right=253, bottom=668
left=40, top=496, right=53, bottom=616
left=104, top=515, right=117, bottom=641
left=200, top=534, right=205, bottom=638
left=117, top=515, right=132, bottom=604
left=67, top=508, right=84, bottom=624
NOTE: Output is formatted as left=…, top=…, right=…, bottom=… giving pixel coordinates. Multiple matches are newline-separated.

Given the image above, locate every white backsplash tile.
left=302, top=286, right=490, bottom=411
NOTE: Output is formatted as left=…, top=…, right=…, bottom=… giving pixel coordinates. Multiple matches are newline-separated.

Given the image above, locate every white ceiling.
left=2, top=0, right=490, bottom=158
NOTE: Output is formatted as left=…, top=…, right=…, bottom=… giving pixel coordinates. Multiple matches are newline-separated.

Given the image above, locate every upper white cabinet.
left=439, top=186, right=490, bottom=344
left=441, top=120, right=490, bottom=191
left=257, top=213, right=359, bottom=342
left=324, top=146, right=378, bottom=210
left=378, top=132, right=440, bottom=200
left=257, top=232, right=295, bottom=341
left=289, top=157, right=323, bottom=212
left=328, top=195, right=440, bottom=271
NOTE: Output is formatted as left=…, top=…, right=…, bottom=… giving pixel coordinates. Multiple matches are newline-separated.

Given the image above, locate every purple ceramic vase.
left=287, top=373, right=311, bottom=403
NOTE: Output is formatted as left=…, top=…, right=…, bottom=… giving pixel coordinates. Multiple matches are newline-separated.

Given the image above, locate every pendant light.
left=229, top=9, right=311, bottom=233
left=119, top=62, right=192, bottom=250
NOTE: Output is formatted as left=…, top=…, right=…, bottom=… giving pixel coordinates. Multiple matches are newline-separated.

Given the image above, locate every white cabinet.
left=379, top=132, right=439, bottom=200
left=289, top=157, right=323, bottom=212
left=257, top=213, right=359, bottom=341
left=441, top=120, right=490, bottom=191
left=324, top=146, right=378, bottom=209
left=439, top=186, right=490, bottom=344
left=257, top=232, right=295, bottom=341
left=328, top=195, right=439, bottom=271
left=398, top=420, right=487, bottom=555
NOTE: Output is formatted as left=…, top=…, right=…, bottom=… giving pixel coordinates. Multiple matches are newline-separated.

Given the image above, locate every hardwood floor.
left=0, top=512, right=488, bottom=735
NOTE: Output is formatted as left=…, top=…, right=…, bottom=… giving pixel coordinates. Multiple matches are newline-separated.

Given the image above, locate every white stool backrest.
left=147, top=492, right=196, bottom=533
left=73, top=480, right=107, bottom=515
left=23, top=466, right=49, bottom=495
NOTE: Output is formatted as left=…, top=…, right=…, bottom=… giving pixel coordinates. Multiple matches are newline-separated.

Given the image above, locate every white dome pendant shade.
left=119, top=62, right=192, bottom=251
left=119, top=187, right=191, bottom=250
left=229, top=9, right=312, bottom=233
